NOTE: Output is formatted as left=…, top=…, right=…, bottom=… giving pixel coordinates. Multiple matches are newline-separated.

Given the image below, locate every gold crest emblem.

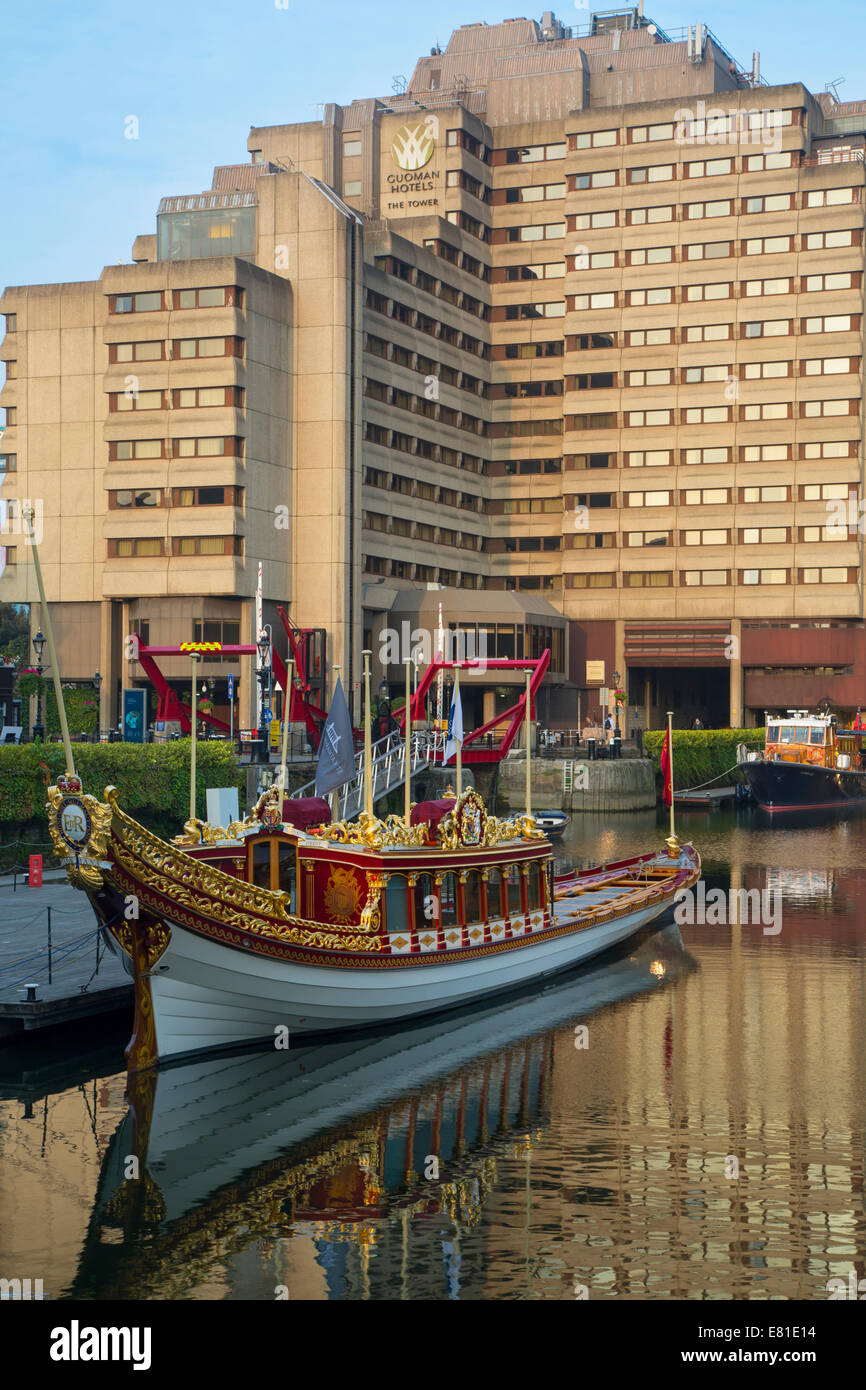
left=323, top=866, right=363, bottom=924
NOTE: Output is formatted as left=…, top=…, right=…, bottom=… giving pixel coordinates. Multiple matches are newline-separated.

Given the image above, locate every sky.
left=2, top=0, right=865, bottom=290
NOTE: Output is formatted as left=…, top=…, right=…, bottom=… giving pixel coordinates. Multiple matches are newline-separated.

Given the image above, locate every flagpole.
left=327, top=664, right=339, bottom=819
left=189, top=653, right=199, bottom=823
left=524, top=669, right=532, bottom=821
left=666, top=708, right=677, bottom=851
left=279, top=658, right=295, bottom=805
left=363, top=650, right=373, bottom=818
left=455, top=666, right=462, bottom=798
left=404, top=658, right=412, bottom=825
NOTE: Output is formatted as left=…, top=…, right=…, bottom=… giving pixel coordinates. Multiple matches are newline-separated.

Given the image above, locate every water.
left=1, top=806, right=864, bottom=1301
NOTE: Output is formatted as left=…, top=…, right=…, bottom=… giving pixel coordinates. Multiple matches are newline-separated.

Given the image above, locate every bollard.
left=21, top=983, right=39, bottom=1003
left=587, top=737, right=596, bottom=762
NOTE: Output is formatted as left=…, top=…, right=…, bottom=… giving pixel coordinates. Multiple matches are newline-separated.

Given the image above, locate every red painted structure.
left=132, top=634, right=550, bottom=767
left=400, top=650, right=551, bottom=765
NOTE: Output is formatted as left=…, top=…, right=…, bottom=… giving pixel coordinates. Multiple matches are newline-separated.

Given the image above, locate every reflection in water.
left=1, top=807, right=865, bottom=1300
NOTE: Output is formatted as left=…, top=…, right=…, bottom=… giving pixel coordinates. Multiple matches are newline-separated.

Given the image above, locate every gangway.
left=290, top=728, right=433, bottom=820
left=290, top=649, right=551, bottom=815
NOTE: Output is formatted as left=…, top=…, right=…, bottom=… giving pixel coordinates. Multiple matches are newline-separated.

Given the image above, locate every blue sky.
left=2, top=0, right=864, bottom=289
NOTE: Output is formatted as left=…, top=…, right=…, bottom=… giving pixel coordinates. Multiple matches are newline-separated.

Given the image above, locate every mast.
left=363, top=649, right=373, bottom=818
left=524, top=668, right=532, bottom=820
left=404, top=657, right=412, bottom=825
left=189, top=653, right=199, bottom=823
left=24, top=508, right=75, bottom=777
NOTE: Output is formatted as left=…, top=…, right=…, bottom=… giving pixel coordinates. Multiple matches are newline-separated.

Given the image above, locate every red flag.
left=660, top=728, right=672, bottom=808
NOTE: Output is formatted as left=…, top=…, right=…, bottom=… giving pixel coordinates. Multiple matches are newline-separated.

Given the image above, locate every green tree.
left=0, top=601, right=30, bottom=669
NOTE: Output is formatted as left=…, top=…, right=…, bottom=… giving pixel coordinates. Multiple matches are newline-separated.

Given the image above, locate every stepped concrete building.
left=2, top=7, right=866, bottom=732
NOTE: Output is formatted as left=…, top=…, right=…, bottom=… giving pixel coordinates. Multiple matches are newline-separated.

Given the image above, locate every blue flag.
left=315, top=677, right=355, bottom=796
left=444, top=681, right=464, bottom=765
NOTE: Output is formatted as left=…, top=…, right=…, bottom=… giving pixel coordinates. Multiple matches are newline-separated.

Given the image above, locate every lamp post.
left=32, top=630, right=46, bottom=742
left=613, top=669, right=621, bottom=742
left=256, top=626, right=272, bottom=765
left=93, top=670, right=102, bottom=742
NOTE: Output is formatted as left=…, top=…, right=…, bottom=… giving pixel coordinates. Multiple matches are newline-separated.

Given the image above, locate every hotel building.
left=2, top=7, right=866, bottom=732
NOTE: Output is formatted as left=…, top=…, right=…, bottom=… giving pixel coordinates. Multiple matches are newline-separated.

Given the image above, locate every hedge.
left=643, top=728, right=764, bottom=792
left=0, top=741, right=246, bottom=841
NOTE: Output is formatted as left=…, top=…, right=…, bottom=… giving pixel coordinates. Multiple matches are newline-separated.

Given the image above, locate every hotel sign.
left=384, top=117, right=441, bottom=213
left=586, top=660, right=605, bottom=684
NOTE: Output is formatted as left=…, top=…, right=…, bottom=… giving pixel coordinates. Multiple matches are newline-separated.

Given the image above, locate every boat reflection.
left=67, top=922, right=694, bottom=1299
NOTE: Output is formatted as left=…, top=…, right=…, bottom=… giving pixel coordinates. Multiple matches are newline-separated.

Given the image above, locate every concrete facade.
left=3, top=9, right=866, bottom=729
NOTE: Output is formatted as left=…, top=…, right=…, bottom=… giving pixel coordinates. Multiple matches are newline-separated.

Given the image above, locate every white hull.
left=147, top=894, right=675, bottom=1061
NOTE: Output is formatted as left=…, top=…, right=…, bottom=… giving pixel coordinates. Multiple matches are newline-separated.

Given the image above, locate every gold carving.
left=359, top=873, right=385, bottom=933
left=46, top=783, right=115, bottom=890
left=323, top=866, right=363, bottom=924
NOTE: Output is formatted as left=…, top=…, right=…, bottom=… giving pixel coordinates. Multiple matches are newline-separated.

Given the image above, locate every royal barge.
left=47, top=777, right=699, bottom=1070
left=739, top=710, right=866, bottom=812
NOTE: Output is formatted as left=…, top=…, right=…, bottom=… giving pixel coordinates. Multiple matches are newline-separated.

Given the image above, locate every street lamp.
left=32, top=630, right=46, bottom=742
left=93, top=671, right=102, bottom=742
left=613, top=669, right=621, bottom=741
left=257, top=627, right=272, bottom=764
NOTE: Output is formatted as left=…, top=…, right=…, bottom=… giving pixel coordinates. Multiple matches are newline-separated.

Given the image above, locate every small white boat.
left=533, top=809, right=571, bottom=839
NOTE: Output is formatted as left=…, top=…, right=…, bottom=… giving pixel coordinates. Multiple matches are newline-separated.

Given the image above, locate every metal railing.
left=290, top=729, right=434, bottom=820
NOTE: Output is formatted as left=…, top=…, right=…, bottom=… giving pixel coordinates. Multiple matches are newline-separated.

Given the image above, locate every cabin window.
left=440, top=872, right=459, bottom=927
left=487, top=869, right=505, bottom=920
left=463, top=871, right=482, bottom=924
left=252, top=842, right=271, bottom=888
left=385, top=874, right=410, bottom=933
left=248, top=836, right=297, bottom=911
left=505, top=863, right=523, bottom=916
left=778, top=726, right=795, bottom=744
left=795, top=726, right=809, bottom=743
left=810, top=728, right=824, bottom=745
left=526, top=862, right=543, bottom=911
left=414, top=873, right=435, bottom=929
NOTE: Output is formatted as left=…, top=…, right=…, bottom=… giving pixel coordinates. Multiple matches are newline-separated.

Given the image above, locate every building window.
left=172, top=436, right=238, bottom=457
left=683, top=323, right=731, bottom=343
left=628, top=205, right=674, bottom=225
left=572, top=130, right=617, bottom=149
left=682, top=570, right=729, bottom=586
left=173, top=386, right=240, bottom=408
left=173, top=536, right=242, bottom=557
left=110, top=389, right=164, bottom=411
left=109, top=538, right=165, bottom=557
left=803, top=314, right=854, bottom=334
left=626, top=490, right=671, bottom=507
left=111, top=439, right=163, bottom=460
left=112, top=291, right=163, bottom=314
left=742, top=193, right=792, bottom=214
left=624, top=571, right=672, bottom=587
left=803, top=272, right=855, bottom=293
left=4, top=314, right=17, bottom=331
left=173, top=336, right=242, bottom=358
left=0, top=454, right=16, bottom=472
left=567, top=572, right=615, bottom=588
left=742, top=319, right=791, bottom=338
left=111, top=488, right=163, bottom=508
left=111, top=341, right=164, bottom=362
left=343, top=138, right=362, bottom=157
left=173, top=286, right=241, bottom=309
left=805, top=187, right=856, bottom=207
left=343, top=181, right=362, bottom=196
left=741, top=568, right=787, bottom=585
left=626, top=327, right=673, bottom=347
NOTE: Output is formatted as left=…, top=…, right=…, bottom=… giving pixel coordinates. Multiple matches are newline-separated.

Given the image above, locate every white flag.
left=444, top=681, right=463, bottom=764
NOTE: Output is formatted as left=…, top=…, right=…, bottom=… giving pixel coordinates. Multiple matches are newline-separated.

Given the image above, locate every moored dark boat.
left=739, top=710, right=866, bottom=813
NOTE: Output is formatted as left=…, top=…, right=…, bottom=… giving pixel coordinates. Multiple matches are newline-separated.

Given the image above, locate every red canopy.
left=280, top=797, right=332, bottom=830
left=410, top=799, right=456, bottom=834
